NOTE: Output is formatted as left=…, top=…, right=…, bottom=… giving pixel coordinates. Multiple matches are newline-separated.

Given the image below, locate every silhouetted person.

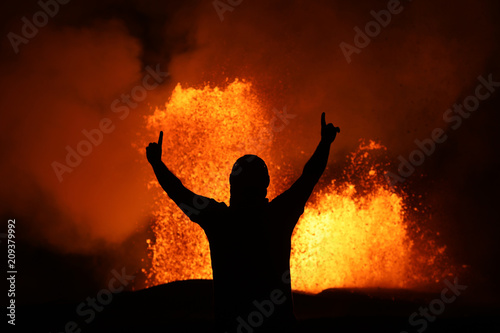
left=146, top=112, right=340, bottom=332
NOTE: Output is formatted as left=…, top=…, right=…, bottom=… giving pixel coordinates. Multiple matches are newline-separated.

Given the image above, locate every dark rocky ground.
left=13, top=280, right=499, bottom=333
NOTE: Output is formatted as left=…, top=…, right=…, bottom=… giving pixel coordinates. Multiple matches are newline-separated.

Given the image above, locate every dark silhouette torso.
left=193, top=190, right=307, bottom=332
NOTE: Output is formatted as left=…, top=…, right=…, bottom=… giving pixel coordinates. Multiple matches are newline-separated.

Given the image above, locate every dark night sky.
left=0, top=0, right=499, bottom=308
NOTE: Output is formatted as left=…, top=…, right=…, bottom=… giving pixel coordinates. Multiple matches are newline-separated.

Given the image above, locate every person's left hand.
left=321, top=112, right=340, bottom=144
left=146, top=131, right=163, bottom=165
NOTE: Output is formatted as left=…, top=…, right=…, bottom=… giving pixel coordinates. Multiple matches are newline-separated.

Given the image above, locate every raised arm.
left=300, top=112, right=340, bottom=185
left=277, top=113, right=340, bottom=213
left=146, top=131, right=214, bottom=220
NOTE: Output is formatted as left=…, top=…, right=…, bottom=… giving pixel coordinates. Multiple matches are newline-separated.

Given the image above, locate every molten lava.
left=141, top=80, right=449, bottom=293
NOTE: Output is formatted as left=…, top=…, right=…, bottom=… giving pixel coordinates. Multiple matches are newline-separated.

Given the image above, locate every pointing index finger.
left=158, top=131, right=163, bottom=146
left=321, top=112, right=326, bottom=127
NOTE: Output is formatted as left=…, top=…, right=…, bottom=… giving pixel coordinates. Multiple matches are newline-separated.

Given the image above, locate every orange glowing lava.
left=141, top=80, right=450, bottom=293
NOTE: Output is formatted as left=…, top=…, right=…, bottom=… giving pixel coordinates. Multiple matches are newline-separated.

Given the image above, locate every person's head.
left=229, top=155, right=270, bottom=206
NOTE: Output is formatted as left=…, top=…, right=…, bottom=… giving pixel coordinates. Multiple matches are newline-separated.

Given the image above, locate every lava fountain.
left=140, top=80, right=450, bottom=293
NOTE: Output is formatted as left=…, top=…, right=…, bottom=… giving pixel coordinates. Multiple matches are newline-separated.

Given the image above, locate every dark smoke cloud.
left=0, top=19, right=149, bottom=252
left=167, top=0, right=497, bottom=153
left=0, top=0, right=498, bottom=302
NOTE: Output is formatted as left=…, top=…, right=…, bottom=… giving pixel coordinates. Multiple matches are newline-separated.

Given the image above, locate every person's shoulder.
left=189, top=197, right=227, bottom=225
left=207, top=198, right=228, bottom=210
left=269, top=192, right=291, bottom=213
left=269, top=191, right=305, bottom=217
left=270, top=188, right=295, bottom=205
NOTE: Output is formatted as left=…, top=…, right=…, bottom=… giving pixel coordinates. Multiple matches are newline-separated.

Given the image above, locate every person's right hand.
left=321, top=112, right=340, bottom=144
left=146, top=131, right=163, bottom=165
